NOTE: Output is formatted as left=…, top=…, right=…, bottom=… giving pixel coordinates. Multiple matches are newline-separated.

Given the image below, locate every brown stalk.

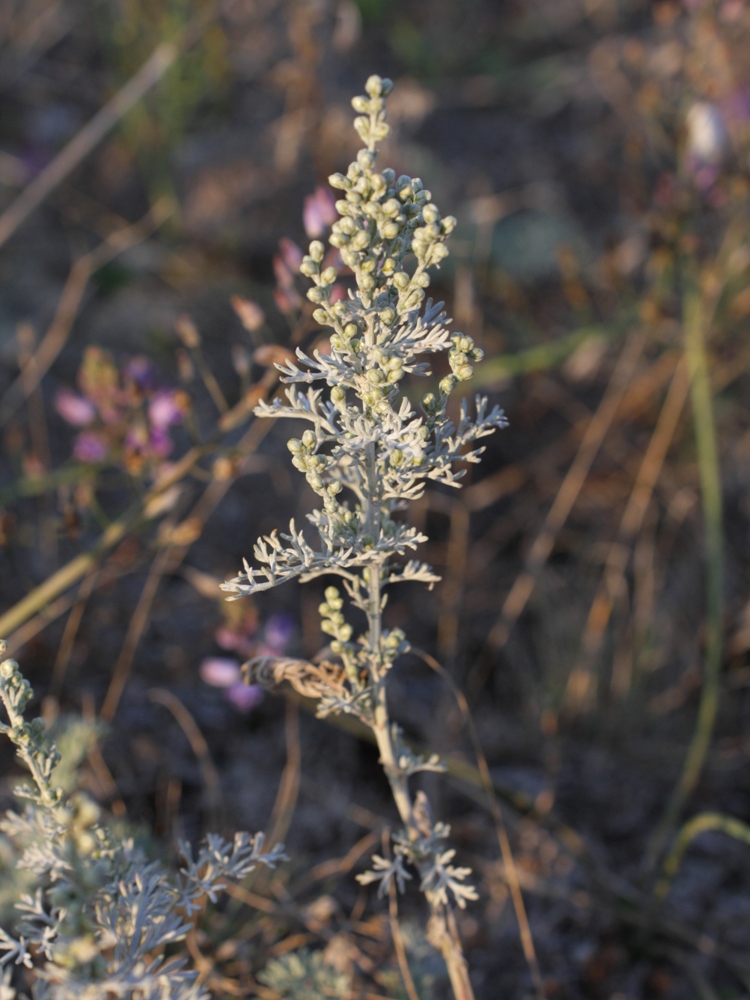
left=383, top=827, right=421, bottom=1000
left=0, top=42, right=178, bottom=250
left=0, top=372, right=278, bottom=642
left=100, top=542, right=176, bottom=723
left=563, top=358, right=691, bottom=711
left=47, top=566, right=100, bottom=706
left=415, top=647, right=546, bottom=1000
left=0, top=198, right=173, bottom=426
left=437, top=501, right=470, bottom=666
left=148, top=687, right=223, bottom=829
left=468, top=327, right=647, bottom=696
left=266, top=700, right=302, bottom=851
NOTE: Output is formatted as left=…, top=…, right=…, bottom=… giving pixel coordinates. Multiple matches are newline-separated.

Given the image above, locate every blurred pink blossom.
left=231, top=295, right=265, bottom=332
left=199, top=657, right=263, bottom=713
left=200, top=657, right=242, bottom=686
left=303, top=187, right=337, bottom=238
left=273, top=255, right=295, bottom=290
left=55, top=389, right=95, bottom=427
left=279, top=237, right=303, bottom=273
left=149, top=391, right=184, bottom=430
left=274, top=285, right=302, bottom=315
left=330, top=284, right=346, bottom=303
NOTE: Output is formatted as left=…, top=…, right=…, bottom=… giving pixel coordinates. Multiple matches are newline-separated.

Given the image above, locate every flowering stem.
left=363, top=461, right=476, bottom=1000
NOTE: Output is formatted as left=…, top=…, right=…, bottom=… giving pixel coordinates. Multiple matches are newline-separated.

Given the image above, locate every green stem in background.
left=653, top=812, right=750, bottom=905
left=643, top=273, right=725, bottom=876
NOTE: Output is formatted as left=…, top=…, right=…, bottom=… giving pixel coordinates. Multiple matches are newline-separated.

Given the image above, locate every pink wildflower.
left=149, top=391, right=184, bottom=430
left=278, top=238, right=304, bottom=273
left=55, top=389, right=95, bottom=427
left=303, top=187, right=337, bottom=238
left=231, top=296, right=265, bottom=332
left=200, top=657, right=242, bottom=687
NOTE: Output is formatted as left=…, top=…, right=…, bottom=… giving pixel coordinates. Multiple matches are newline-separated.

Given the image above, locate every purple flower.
left=226, top=681, right=264, bottom=713
left=263, top=613, right=294, bottom=654
left=303, top=187, right=337, bottom=238
left=125, top=356, right=157, bottom=391
left=149, top=391, right=184, bottom=430
left=73, top=431, right=109, bottom=463
left=55, top=389, right=95, bottom=427
left=148, top=426, right=173, bottom=458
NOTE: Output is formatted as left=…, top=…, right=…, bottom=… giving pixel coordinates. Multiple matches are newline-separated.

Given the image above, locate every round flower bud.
left=359, top=274, right=375, bottom=291
left=365, top=75, right=383, bottom=97
left=0, top=659, right=17, bottom=679
left=393, top=271, right=410, bottom=290
left=367, top=368, right=384, bottom=384
left=440, top=375, right=458, bottom=395
left=321, top=266, right=338, bottom=285
left=422, top=204, right=440, bottom=224
left=300, top=258, right=318, bottom=276
left=328, top=233, right=346, bottom=248
left=328, top=172, right=348, bottom=189
left=456, top=365, right=474, bottom=381
left=381, top=257, right=396, bottom=276
left=309, top=240, right=326, bottom=262
left=381, top=221, right=400, bottom=240
left=379, top=307, right=396, bottom=325
left=351, top=95, right=369, bottom=113
left=441, top=215, right=457, bottom=234
left=357, top=149, right=376, bottom=168
left=312, top=308, right=329, bottom=325
left=307, top=287, right=324, bottom=303
left=301, top=430, right=316, bottom=449
left=325, top=586, right=340, bottom=602
left=352, top=231, right=371, bottom=250
left=331, top=385, right=346, bottom=404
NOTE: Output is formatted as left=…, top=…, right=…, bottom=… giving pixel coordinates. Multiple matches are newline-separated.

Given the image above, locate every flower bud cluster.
left=381, top=627, right=408, bottom=670
left=318, top=587, right=361, bottom=682
left=306, top=73, right=456, bottom=332
left=439, top=334, right=485, bottom=396
left=287, top=430, right=341, bottom=510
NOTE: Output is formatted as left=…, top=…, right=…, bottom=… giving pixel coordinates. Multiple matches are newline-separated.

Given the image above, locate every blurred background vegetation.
left=1, top=0, right=750, bottom=997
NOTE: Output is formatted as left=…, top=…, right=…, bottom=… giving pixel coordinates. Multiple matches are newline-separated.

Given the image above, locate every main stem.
left=363, top=446, right=476, bottom=1000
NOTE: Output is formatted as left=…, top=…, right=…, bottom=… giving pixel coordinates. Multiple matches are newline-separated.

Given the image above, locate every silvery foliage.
left=0, top=643, right=285, bottom=1000
left=222, top=76, right=505, bottom=916
left=258, top=948, right=351, bottom=1000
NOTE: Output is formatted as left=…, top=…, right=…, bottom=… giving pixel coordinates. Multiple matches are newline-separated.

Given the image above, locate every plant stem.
left=363, top=452, right=476, bottom=1000
left=643, top=273, right=724, bottom=875
left=653, top=811, right=750, bottom=905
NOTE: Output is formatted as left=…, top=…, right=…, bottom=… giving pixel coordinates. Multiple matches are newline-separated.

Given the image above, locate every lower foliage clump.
left=0, top=640, right=285, bottom=1000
